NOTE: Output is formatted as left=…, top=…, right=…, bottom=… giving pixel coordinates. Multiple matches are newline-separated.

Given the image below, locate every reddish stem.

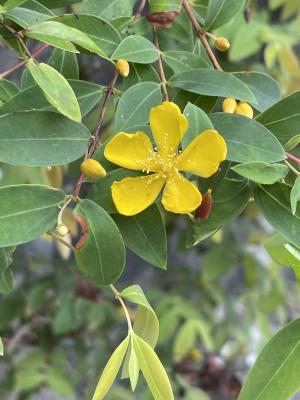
left=286, top=152, right=300, bottom=166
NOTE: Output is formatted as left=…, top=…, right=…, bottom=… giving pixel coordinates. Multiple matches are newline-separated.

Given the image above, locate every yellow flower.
left=104, top=102, right=227, bottom=216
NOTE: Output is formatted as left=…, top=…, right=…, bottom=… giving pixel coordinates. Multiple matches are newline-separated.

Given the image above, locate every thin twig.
left=110, top=284, right=133, bottom=331
left=286, top=152, right=300, bottom=166
left=181, top=0, right=222, bottom=71
left=0, top=21, right=32, bottom=58
left=285, top=160, right=300, bottom=176
left=73, top=70, right=119, bottom=198
left=135, top=0, right=147, bottom=19
left=49, top=232, right=76, bottom=251
left=153, top=26, right=169, bottom=101
left=0, top=44, right=49, bottom=79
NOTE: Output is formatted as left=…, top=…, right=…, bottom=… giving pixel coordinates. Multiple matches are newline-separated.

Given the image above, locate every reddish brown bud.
left=194, top=190, right=213, bottom=220
left=74, top=215, right=89, bottom=249
left=147, top=11, right=179, bottom=29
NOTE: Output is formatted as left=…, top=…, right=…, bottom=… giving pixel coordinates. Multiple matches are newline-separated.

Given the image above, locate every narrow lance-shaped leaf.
left=238, top=318, right=300, bottom=400
left=27, top=59, right=81, bottom=122
left=74, top=200, right=126, bottom=285
left=92, top=335, right=129, bottom=400
left=291, top=176, right=300, bottom=215
left=132, top=333, right=174, bottom=400
left=0, top=247, right=14, bottom=294
left=0, top=185, right=66, bottom=247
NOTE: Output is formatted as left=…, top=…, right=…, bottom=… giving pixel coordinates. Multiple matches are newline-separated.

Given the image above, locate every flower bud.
left=235, top=102, right=254, bottom=119
left=56, top=223, right=69, bottom=237
left=147, top=10, right=179, bottom=29
left=80, top=159, right=107, bottom=180
left=215, top=37, right=230, bottom=52
left=116, top=59, right=130, bottom=77
left=194, top=189, right=213, bottom=220
left=222, top=98, right=237, bottom=114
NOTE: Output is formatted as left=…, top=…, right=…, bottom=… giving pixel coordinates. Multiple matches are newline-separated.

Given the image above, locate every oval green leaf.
left=204, top=0, right=245, bottom=30
left=74, top=199, right=125, bottom=285
left=112, top=35, right=158, bottom=64
left=27, top=59, right=81, bottom=122
left=0, top=184, right=66, bottom=247
left=231, top=162, right=289, bottom=184
left=0, top=111, right=90, bottom=166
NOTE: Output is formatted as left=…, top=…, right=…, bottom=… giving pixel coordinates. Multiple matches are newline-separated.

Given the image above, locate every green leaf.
left=55, top=14, right=121, bottom=56
left=128, top=341, right=139, bottom=391
left=231, top=162, right=289, bottom=184
left=162, top=51, right=211, bottom=75
left=233, top=71, right=281, bottom=112
left=169, top=69, right=257, bottom=103
left=0, top=79, right=19, bottom=102
left=238, top=318, right=300, bottom=400
left=3, top=0, right=27, bottom=10
left=186, top=179, right=250, bottom=247
left=6, top=1, right=54, bottom=28
left=132, top=333, right=174, bottom=400
left=79, top=0, right=134, bottom=20
left=92, top=335, right=129, bottom=400
left=150, top=0, right=181, bottom=12
left=74, top=200, right=125, bottom=285
left=210, top=113, right=286, bottom=163
left=0, top=111, right=90, bottom=166
left=112, top=35, right=158, bottom=64
left=265, top=234, right=300, bottom=281
left=256, top=91, right=300, bottom=144
left=48, top=48, right=79, bottom=79
left=0, top=184, right=65, bottom=247
left=113, top=205, right=167, bottom=269
left=121, top=285, right=159, bottom=348
left=0, top=247, right=14, bottom=294
left=0, top=80, right=103, bottom=117
left=254, top=183, right=300, bottom=249
left=27, top=59, right=81, bottom=122
left=25, top=21, right=109, bottom=60
left=204, top=0, right=245, bottom=30
left=284, top=135, right=300, bottom=151
left=291, top=176, right=300, bottom=214
left=0, top=337, right=3, bottom=356
left=183, top=102, right=214, bottom=147
left=114, top=82, right=162, bottom=131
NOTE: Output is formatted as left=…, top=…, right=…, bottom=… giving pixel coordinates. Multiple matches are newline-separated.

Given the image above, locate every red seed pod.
left=147, top=11, right=179, bottom=29
left=194, top=190, right=213, bottom=220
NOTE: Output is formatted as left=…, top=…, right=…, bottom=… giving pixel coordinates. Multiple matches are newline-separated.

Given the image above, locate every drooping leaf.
left=0, top=111, right=90, bottom=166
left=128, top=345, right=139, bottom=391
left=92, top=335, right=129, bottom=400
left=231, top=162, right=289, bottom=184
left=169, top=69, right=257, bottom=103
left=186, top=179, right=250, bottom=247
left=132, top=333, right=174, bottom=400
left=48, top=48, right=79, bottom=79
left=27, top=59, right=81, bottom=122
left=233, top=71, right=281, bottom=112
left=291, top=176, right=300, bottom=215
left=204, top=0, right=245, bottom=30
left=256, top=91, right=300, bottom=144
left=0, top=184, right=66, bottom=247
left=121, top=284, right=159, bottom=347
left=55, top=14, right=121, bottom=55
left=74, top=200, right=125, bottom=285
left=238, top=318, right=300, bottom=400
left=112, top=35, right=158, bottom=64
left=183, top=102, right=214, bottom=147
left=25, top=21, right=110, bottom=60
left=265, top=234, right=300, bottom=282
left=254, top=183, right=300, bottom=249
left=210, top=113, right=286, bottom=163
left=0, top=80, right=103, bottom=117
left=114, top=82, right=162, bottom=131
left=113, top=205, right=167, bottom=269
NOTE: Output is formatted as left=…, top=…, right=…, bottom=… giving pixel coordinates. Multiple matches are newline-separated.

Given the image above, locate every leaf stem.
left=73, top=69, right=119, bottom=198
left=181, top=0, right=222, bottom=71
left=0, top=21, right=32, bottom=59
left=152, top=26, right=169, bottom=101
left=286, top=152, right=300, bottom=166
left=285, top=160, right=300, bottom=176
left=110, top=284, right=133, bottom=331
left=135, top=0, right=147, bottom=19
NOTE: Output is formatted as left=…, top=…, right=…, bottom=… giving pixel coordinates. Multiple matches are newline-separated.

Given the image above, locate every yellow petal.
left=104, top=131, right=155, bottom=171
left=177, top=129, right=227, bottom=178
left=149, top=102, right=188, bottom=159
left=112, top=173, right=165, bottom=216
left=162, top=173, right=202, bottom=214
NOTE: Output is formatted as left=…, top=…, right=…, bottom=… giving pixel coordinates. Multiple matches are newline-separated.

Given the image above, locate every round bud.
left=215, top=37, right=230, bottom=52
left=56, top=223, right=69, bottom=237
left=235, top=102, right=254, bottom=119
left=116, top=59, right=130, bottom=77
left=222, top=98, right=237, bottom=114
left=194, top=189, right=213, bottom=220
left=80, top=159, right=107, bottom=180
left=147, top=10, right=179, bottom=29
